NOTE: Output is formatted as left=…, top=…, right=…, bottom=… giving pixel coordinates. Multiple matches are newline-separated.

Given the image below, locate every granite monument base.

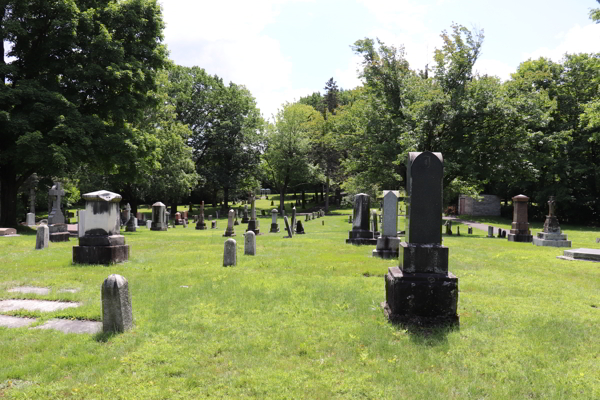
left=372, top=236, right=401, bottom=259
left=399, top=242, right=449, bottom=274
left=49, top=224, right=70, bottom=242
left=383, top=267, right=459, bottom=326
left=246, top=220, right=260, bottom=235
left=270, top=223, right=280, bottom=233
left=346, top=229, right=377, bottom=245
left=532, top=232, right=571, bottom=247
left=557, top=248, right=600, bottom=262
left=151, top=222, right=168, bottom=231
left=195, top=222, right=206, bottom=230
left=507, top=232, right=533, bottom=242
left=73, top=244, right=129, bottom=265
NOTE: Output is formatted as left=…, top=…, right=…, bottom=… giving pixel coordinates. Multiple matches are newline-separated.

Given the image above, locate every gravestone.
left=348, top=215, right=352, bottom=224
left=241, top=204, right=250, bottom=223
left=122, top=203, right=131, bottom=226
left=558, top=248, right=600, bottom=262
left=507, top=194, right=533, bottom=242
left=487, top=226, right=494, bottom=238
left=457, top=226, right=460, bottom=236
left=48, top=182, right=65, bottom=225
left=270, top=209, right=280, bottom=233
left=146, top=220, right=152, bottom=229
left=125, top=215, right=136, bottom=232
left=195, top=201, right=207, bottom=230
left=271, top=200, right=274, bottom=206
left=223, top=209, right=236, bottom=237
left=35, top=225, right=49, bottom=250
left=234, top=209, right=240, bottom=226
left=445, top=220, right=452, bottom=235
left=246, top=195, right=260, bottom=235
left=78, top=210, right=86, bottom=238
left=383, top=151, right=458, bottom=326
left=283, top=216, right=293, bottom=238
left=497, top=229, right=502, bottom=238
left=346, top=194, right=376, bottom=245
left=151, top=202, right=168, bottom=231
left=211, top=220, right=217, bottom=229
left=223, top=239, right=237, bottom=266
left=296, top=220, right=305, bottom=234
left=373, top=190, right=400, bottom=259
left=0, top=228, right=17, bottom=236
left=174, top=212, right=182, bottom=225
left=182, top=219, right=187, bottom=228
left=73, top=190, right=129, bottom=264
left=244, top=231, right=256, bottom=255
left=291, top=207, right=297, bottom=235
left=216, top=210, right=219, bottom=219
left=532, top=196, right=571, bottom=247
left=102, top=274, right=133, bottom=333
left=26, top=213, right=35, bottom=226
left=468, top=227, right=473, bottom=234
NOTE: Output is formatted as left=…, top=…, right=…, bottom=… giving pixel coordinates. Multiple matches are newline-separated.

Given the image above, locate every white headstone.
left=146, top=220, right=152, bottom=229
left=223, top=239, right=237, bottom=266
left=382, top=191, right=398, bottom=237
left=35, top=225, right=49, bottom=250
left=245, top=231, right=256, bottom=255
left=26, top=213, right=35, bottom=226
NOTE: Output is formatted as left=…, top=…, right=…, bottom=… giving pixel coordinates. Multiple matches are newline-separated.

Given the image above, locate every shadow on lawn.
left=404, top=323, right=457, bottom=346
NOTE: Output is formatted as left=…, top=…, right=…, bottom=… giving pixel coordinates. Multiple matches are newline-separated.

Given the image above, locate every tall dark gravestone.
left=346, top=193, right=377, bottom=245
left=383, top=152, right=458, bottom=326
left=507, top=194, right=533, bottom=243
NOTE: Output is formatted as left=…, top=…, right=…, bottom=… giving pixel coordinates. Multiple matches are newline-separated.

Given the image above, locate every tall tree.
left=0, top=0, right=168, bottom=226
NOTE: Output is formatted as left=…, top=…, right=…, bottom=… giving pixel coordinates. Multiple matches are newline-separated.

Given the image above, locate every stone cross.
left=245, top=231, right=256, bottom=255
left=223, top=239, right=237, bottom=266
left=48, top=182, right=66, bottom=225
left=548, top=196, right=555, bottom=216
left=102, top=274, right=133, bottom=333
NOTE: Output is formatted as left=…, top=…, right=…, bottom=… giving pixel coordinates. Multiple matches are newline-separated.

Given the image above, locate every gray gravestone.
left=296, top=220, right=305, bottom=234
left=533, top=196, right=571, bottom=247
left=102, top=274, right=133, bottom=333
left=291, top=207, right=296, bottom=235
left=373, top=190, right=400, bottom=259
left=346, top=194, right=376, bottom=245
left=223, top=209, right=235, bottom=237
left=151, top=202, right=168, bottom=231
left=244, top=231, right=256, bottom=255
left=146, top=220, right=152, bottom=229
left=246, top=195, right=260, bottom=234
left=241, top=204, right=249, bottom=223
left=487, top=226, right=493, bottom=238
left=384, top=151, right=458, bottom=326
left=26, top=213, right=35, bottom=226
left=270, top=209, right=279, bottom=233
left=223, top=239, right=236, bottom=266
left=35, top=225, right=49, bottom=250
left=196, top=201, right=207, bottom=230
left=48, top=182, right=65, bottom=225
left=283, top=216, right=292, bottom=238
left=125, top=214, right=136, bottom=232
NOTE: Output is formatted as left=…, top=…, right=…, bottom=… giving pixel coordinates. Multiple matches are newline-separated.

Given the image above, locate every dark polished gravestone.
left=507, top=194, right=533, bottom=243
left=383, top=151, right=459, bottom=326
left=346, top=193, right=377, bottom=245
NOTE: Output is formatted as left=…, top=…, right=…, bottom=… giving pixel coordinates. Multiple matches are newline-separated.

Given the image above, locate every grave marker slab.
left=373, top=190, right=400, bottom=259
left=270, top=209, right=280, bottom=233
left=346, top=194, right=376, bottom=245
left=195, top=201, right=207, bottom=230
left=35, top=225, right=49, bottom=250
left=102, top=274, right=133, bottom=333
left=223, top=209, right=236, bottom=237
left=151, top=202, right=168, bottom=231
left=223, top=239, right=237, bottom=266
left=245, top=231, right=256, bottom=255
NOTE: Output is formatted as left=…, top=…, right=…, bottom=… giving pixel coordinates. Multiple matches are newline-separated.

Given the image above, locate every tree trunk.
left=279, top=187, right=287, bottom=215
left=302, top=190, right=306, bottom=209
left=223, top=186, right=229, bottom=211
left=325, top=173, right=330, bottom=212
left=212, top=188, right=218, bottom=208
left=0, top=167, right=19, bottom=227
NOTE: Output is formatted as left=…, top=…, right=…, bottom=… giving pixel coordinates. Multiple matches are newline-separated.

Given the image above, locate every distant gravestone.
left=0, top=228, right=17, bottom=236
left=296, top=220, right=305, bottom=234
left=211, top=220, right=217, bottom=229
left=223, top=209, right=235, bottom=237
left=223, top=239, right=237, bottom=266
left=348, top=215, right=352, bottom=224
left=151, top=202, right=168, bottom=231
left=371, top=210, right=378, bottom=236
left=246, top=195, right=260, bottom=235
left=373, top=190, right=400, bottom=259
left=182, top=218, right=187, bottom=228
left=283, top=216, right=292, bottom=238
left=35, top=225, right=49, bottom=250
left=47, top=182, right=65, bottom=225
left=146, top=220, right=152, bottom=229
left=468, top=227, right=473, bottom=234
left=507, top=194, right=533, bottom=243
left=102, top=274, right=133, bottom=333
left=445, top=220, right=452, bottom=235
left=346, top=194, right=376, bottom=245
left=241, top=204, right=250, bottom=223
left=383, top=151, right=458, bottom=326
left=270, top=209, right=280, bottom=233
left=125, top=215, right=136, bottom=232
left=244, top=231, right=256, bottom=255
left=532, top=196, right=571, bottom=247
left=487, top=226, right=494, bottom=238
left=457, top=226, right=460, bottom=236
left=291, top=207, right=297, bottom=235
left=196, top=201, right=207, bottom=230
left=26, top=213, right=35, bottom=226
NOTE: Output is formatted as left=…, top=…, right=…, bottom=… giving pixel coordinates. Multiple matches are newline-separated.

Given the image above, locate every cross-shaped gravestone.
left=48, top=182, right=65, bottom=225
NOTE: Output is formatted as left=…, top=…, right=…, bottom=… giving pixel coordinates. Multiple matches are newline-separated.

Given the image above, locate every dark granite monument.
left=150, top=202, right=168, bottom=231
left=383, top=152, right=459, bottom=326
left=346, top=193, right=377, bottom=245
left=507, top=194, right=533, bottom=242
left=195, top=201, right=207, bottom=230
left=72, top=190, right=129, bottom=264
left=532, top=196, right=571, bottom=247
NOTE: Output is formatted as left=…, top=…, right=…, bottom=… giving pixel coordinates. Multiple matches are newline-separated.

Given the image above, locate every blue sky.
left=161, top=0, right=600, bottom=120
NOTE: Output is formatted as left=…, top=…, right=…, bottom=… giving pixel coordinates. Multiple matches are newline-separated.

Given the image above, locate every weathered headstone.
left=270, top=209, right=280, bottom=233
left=73, top=190, right=129, bottom=264
left=371, top=210, right=379, bottom=237
left=283, top=216, right=292, bottom=238
left=244, top=231, right=256, bottom=255
left=241, top=204, right=250, bottom=223
left=195, top=201, right=207, bottom=230
left=457, top=226, right=460, bottom=236
left=373, top=190, right=400, bottom=259
left=507, top=194, right=533, bottom=242
left=383, top=151, right=458, bottom=326
left=246, top=195, right=260, bottom=235
left=348, top=215, right=352, bottom=224
left=48, top=182, right=65, bottom=225
left=26, top=213, right=35, bottom=226
left=271, top=200, right=274, bottom=206
left=291, top=207, right=297, bottom=235
left=35, top=225, right=49, bottom=250
left=468, top=227, right=473, bottom=234
left=174, top=212, right=182, bottom=225
left=296, top=220, right=305, bottom=234
left=150, top=202, right=168, bottom=231
left=346, top=194, right=376, bottom=245
left=125, top=214, right=136, bottom=232
left=102, top=274, right=133, bottom=333
left=182, top=218, right=187, bottom=228
left=223, top=209, right=235, bottom=237
left=122, top=203, right=131, bottom=226
left=532, top=196, right=571, bottom=247
left=487, top=226, right=494, bottom=238
left=223, top=239, right=236, bottom=266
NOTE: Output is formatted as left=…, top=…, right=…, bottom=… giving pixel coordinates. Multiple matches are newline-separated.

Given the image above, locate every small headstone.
left=146, top=220, right=152, bottom=229
left=487, top=226, right=494, bottom=238
left=26, top=212, right=35, bottom=226
left=35, top=225, right=49, bottom=250
left=125, top=215, right=137, bottom=232
left=223, top=239, right=236, bottom=266
left=457, top=226, right=460, bottom=236
left=346, top=194, right=376, bottom=245
left=216, top=210, right=219, bottom=219
left=0, top=228, right=17, bottom=236
left=244, top=231, right=256, bottom=255
left=468, top=227, right=473, bottom=234
left=270, top=209, right=280, bottom=233
left=445, top=220, right=452, bottom=235
left=271, top=200, right=274, bottom=206
left=296, top=220, right=305, bottom=234
left=211, top=220, right=217, bottom=229
left=283, top=216, right=292, bottom=238
left=182, top=219, right=187, bottom=228
left=196, top=201, right=207, bottom=230
left=151, top=202, right=168, bottom=231
left=348, top=215, right=352, bottom=223
left=596, top=238, right=600, bottom=244
left=291, top=207, right=297, bottom=235
left=497, top=229, right=502, bottom=238
left=102, top=274, right=133, bottom=333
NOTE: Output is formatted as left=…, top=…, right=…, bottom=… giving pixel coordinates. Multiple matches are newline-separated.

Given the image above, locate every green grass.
left=1, top=213, right=599, bottom=399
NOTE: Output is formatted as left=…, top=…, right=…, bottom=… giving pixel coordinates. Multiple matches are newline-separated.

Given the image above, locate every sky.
left=160, top=0, right=600, bottom=120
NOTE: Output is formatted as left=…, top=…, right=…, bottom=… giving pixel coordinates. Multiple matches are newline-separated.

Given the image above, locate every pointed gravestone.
left=35, top=225, right=49, bottom=250
left=244, top=231, right=256, bottom=255
left=47, top=182, right=70, bottom=242
left=383, top=151, right=458, bottom=326
left=223, top=209, right=236, bottom=237
left=73, top=190, right=129, bottom=264
left=291, top=207, right=297, bottom=235
left=241, top=204, right=250, bottom=223
left=223, top=239, right=236, bottom=267
left=296, top=220, right=305, bottom=234
left=102, top=274, right=133, bottom=333
left=346, top=194, right=376, bottom=245
left=373, top=190, right=400, bottom=259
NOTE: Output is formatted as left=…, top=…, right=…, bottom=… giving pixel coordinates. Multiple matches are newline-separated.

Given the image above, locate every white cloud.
left=334, top=55, right=363, bottom=90
left=523, top=23, right=600, bottom=62
left=356, top=0, right=429, bottom=34
left=160, top=0, right=312, bottom=119
left=474, top=58, right=514, bottom=81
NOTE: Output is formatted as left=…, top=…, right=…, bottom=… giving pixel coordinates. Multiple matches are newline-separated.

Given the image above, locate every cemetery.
left=0, top=1, right=599, bottom=398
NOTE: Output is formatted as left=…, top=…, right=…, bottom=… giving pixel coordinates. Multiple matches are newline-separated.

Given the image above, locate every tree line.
left=1, top=0, right=599, bottom=226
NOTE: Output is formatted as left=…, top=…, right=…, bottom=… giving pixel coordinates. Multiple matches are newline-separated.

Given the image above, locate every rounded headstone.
left=102, top=274, right=133, bottom=333
left=244, top=231, right=256, bottom=255
left=223, top=239, right=237, bottom=266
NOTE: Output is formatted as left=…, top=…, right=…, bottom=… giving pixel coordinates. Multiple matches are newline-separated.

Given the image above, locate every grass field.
left=1, top=205, right=599, bottom=399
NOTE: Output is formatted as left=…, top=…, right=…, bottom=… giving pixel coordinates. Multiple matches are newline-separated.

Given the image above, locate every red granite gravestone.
left=507, top=194, right=533, bottom=243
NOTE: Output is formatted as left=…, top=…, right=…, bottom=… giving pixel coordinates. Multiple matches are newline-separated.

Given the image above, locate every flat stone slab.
left=33, top=319, right=102, bottom=334
left=0, top=299, right=80, bottom=312
left=0, top=315, right=37, bottom=328
left=557, top=248, right=600, bottom=262
left=8, top=286, right=50, bottom=295
left=58, top=288, right=80, bottom=293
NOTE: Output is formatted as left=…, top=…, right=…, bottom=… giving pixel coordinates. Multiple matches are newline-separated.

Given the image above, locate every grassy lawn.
left=1, top=212, right=599, bottom=399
